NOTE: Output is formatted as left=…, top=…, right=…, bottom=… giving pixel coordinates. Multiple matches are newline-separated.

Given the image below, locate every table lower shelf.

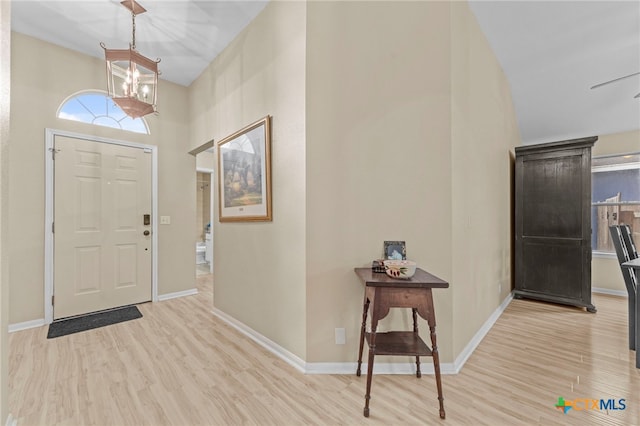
left=365, top=331, right=432, bottom=356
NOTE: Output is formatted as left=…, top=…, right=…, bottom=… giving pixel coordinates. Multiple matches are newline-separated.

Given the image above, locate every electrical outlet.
left=498, top=283, right=502, bottom=294
left=335, top=328, right=346, bottom=345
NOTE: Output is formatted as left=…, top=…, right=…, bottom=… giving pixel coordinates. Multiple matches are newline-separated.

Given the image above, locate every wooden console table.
left=354, top=267, right=449, bottom=419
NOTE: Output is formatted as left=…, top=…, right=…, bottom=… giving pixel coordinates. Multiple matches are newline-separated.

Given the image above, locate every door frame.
left=44, top=128, right=159, bottom=324
left=197, top=166, right=214, bottom=273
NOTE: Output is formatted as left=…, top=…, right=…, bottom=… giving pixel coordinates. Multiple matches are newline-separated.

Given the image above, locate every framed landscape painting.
left=217, top=116, right=272, bottom=222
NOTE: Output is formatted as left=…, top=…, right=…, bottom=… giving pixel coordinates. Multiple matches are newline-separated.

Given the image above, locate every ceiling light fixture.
left=590, top=71, right=640, bottom=99
left=101, top=0, right=160, bottom=118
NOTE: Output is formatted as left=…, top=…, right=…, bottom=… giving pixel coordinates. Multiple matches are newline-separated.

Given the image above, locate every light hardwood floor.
left=9, top=277, right=640, bottom=425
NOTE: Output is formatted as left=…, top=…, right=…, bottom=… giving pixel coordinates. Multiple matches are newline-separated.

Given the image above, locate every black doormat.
left=47, top=305, right=142, bottom=339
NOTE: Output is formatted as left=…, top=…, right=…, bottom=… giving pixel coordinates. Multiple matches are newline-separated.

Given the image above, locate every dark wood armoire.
left=514, top=136, right=598, bottom=312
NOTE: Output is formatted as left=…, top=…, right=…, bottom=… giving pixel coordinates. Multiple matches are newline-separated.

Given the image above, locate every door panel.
left=54, top=135, right=152, bottom=319
left=521, top=155, right=582, bottom=238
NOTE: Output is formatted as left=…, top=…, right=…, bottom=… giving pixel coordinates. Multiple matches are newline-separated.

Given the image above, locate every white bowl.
left=383, top=259, right=417, bottom=279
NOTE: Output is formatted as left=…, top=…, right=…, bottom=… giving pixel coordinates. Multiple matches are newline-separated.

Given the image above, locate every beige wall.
left=188, top=1, right=307, bottom=359
left=9, top=33, right=195, bottom=324
left=592, top=129, right=640, bottom=293
left=190, top=0, right=519, bottom=365
left=306, top=0, right=454, bottom=362
left=450, top=2, right=520, bottom=357
left=304, top=0, right=519, bottom=364
left=196, top=151, right=215, bottom=170
left=0, top=0, right=9, bottom=420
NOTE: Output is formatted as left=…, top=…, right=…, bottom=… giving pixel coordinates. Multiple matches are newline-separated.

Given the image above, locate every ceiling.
left=11, top=0, right=269, bottom=87
left=469, top=0, right=640, bottom=144
left=10, top=0, right=640, bottom=145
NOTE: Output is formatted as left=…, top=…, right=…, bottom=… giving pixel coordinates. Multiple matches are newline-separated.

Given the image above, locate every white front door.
left=53, top=135, right=152, bottom=319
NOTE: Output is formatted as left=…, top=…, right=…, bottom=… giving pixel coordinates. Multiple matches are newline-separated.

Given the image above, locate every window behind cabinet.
left=592, top=153, right=640, bottom=254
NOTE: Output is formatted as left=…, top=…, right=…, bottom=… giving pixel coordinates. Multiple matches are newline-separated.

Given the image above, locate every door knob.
left=143, top=230, right=150, bottom=236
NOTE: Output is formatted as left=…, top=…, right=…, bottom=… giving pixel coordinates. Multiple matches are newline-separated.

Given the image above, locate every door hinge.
left=50, top=147, right=60, bottom=160
left=51, top=295, right=54, bottom=306
left=52, top=222, right=54, bottom=233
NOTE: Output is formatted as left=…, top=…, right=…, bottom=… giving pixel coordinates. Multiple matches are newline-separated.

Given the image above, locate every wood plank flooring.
left=9, top=277, right=640, bottom=425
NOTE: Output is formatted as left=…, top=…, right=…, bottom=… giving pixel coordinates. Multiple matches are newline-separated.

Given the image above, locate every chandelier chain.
left=131, top=11, right=136, bottom=49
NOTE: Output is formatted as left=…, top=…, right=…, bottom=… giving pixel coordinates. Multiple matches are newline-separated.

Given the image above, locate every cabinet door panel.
left=521, top=241, right=585, bottom=299
left=521, top=155, right=583, bottom=239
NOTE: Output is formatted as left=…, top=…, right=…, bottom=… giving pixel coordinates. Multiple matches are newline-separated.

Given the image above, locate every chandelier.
left=101, top=0, right=160, bottom=118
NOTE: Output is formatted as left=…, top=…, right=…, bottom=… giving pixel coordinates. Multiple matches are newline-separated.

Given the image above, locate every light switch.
left=160, top=216, right=171, bottom=225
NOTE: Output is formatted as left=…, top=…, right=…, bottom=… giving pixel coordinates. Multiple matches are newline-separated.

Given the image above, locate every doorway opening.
left=196, top=169, right=214, bottom=276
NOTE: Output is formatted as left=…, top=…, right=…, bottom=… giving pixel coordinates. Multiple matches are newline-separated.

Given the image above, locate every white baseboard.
left=211, top=308, right=456, bottom=375
left=8, top=318, right=46, bottom=333
left=158, top=288, right=198, bottom=301
left=5, top=413, right=17, bottom=426
left=213, top=293, right=513, bottom=376
left=451, top=292, right=514, bottom=373
left=592, top=287, right=627, bottom=298
left=211, top=308, right=307, bottom=373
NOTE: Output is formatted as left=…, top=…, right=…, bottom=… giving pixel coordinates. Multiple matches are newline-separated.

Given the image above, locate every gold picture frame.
left=217, top=116, right=272, bottom=222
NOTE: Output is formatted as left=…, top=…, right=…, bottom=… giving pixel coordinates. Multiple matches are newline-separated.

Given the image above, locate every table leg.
left=412, top=308, right=421, bottom=378
left=430, top=324, right=445, bottom=419
left=356, top=298, right=369, bottom=377
left=363, top=319, right=377, bottom=418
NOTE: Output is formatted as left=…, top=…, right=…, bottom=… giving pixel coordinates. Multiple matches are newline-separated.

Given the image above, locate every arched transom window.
left=57, top=91, right=149, bottom=134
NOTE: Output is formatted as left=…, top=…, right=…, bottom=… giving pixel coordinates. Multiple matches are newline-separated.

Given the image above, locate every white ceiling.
left=11, top=0, right=269, bottom=87
left=10, top=0, right=640, bottom=145
left=469, top=0, right=640, bottom=144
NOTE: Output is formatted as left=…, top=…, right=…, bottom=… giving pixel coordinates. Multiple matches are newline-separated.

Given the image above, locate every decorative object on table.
left=383, top=259, right=416, bottom=279
left=371, top=259, right=385, bottom=273
left=217, top=116, right=272, bottom=222
left=101, top=0, right=160, bottom=118
left=383, top=240, right=406, bottom=260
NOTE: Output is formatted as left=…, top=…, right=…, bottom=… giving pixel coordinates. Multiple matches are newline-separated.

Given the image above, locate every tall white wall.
left=305, top=0, right=454, bottom=362
left=188, top=1, right=308, bottom=359
left=451, top=1, right=521, bottom=357
left=189, top=0, right=521, bottom=365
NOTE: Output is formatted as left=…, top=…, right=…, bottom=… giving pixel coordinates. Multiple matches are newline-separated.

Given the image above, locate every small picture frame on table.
left=383, top=241, right=406, bottom=260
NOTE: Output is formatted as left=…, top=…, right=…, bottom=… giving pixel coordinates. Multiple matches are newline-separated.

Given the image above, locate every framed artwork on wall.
left=217, top=116, right=272, bottom=222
